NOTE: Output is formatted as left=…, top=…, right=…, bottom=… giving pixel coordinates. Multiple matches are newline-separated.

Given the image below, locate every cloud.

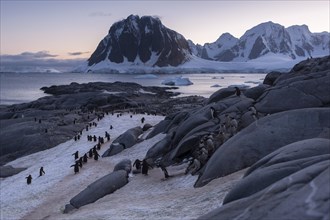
left=68, top=51, right=90, bottom=56
left=0, top=51, right=85, bottom=72
left=89, top=11, right=112, bottom=17
left=20, top=51, right=58, bottom=58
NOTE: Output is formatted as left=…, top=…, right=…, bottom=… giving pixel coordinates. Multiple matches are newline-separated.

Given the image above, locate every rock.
left=146, top=119, right=172, bottom=139
left=113, top=159, right=132, bottom=175
left=102, top=126, right=143, bottom=157
left=194, top=108, right=330, bottom=187
left=0, top=165, right=27, bottom=178
left=145, top=132, right=174, bottom=161
left=256, top=62, right=330, bottom=114
left=223, top=138, right=330, bottom=204
left=243, top=84, right=270, bottom=100
left=142, top=123, right=153, bottom=131
left=63, top=204, right=76, bottom=214
left=70, top=170, right=128, bottom=209
left=197, top=159, right=330, bottom=220
left=207, top=87, right=236, bottom=104
left=262, top=71, right=282, bottom=85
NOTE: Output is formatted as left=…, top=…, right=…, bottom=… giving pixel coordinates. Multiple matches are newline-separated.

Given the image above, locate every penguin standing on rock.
left=234, top=87, right=241, bottom=96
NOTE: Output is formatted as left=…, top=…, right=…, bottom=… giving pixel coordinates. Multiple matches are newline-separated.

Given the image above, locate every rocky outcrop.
left=0, top=165, right=27, bottom=178
left=113, top=159, right=132, bottom=175
left=0, top=81, right=205, bottom=166
left=87, top=15, right=191, bottom=69
left=194, top=108, right=330, bottom=187
left=197, top=138, right=330, bottom=220
left=67, top=170, right=128, bottom=210
left=102, top=126, right=143, bottom=157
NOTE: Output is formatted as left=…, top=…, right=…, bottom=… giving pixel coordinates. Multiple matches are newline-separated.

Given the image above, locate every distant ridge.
left=190, top=21, right=330, bottom=62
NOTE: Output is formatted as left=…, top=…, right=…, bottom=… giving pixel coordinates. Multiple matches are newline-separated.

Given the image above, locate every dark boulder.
left=113, top=159, right=132, bottom=175
left=0, top=165, right=27, bottom=178
left=194, top=108, right=330, bottom=187
left=223, top=138, right=330, bottom=204
left=69, top=170, right=128, bottom=209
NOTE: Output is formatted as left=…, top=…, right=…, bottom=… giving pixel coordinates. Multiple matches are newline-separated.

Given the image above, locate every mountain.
left=191, top=21, right=330, bottom=62
left=76, top=18, right=329, bottom=73
left=87, top=15, right=191, bottom=69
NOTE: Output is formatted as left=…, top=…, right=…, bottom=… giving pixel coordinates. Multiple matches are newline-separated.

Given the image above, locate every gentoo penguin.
left=234, top=87, right=241, bottom=96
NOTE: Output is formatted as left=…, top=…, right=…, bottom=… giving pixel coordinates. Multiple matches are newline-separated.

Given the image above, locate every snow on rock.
left=0, top=113, right=245, bottom=220
left=161, top=76, right=193, bottom=86
left=134, top=74, right=158, bottom=79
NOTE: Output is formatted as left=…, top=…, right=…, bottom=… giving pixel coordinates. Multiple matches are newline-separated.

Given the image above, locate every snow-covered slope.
left=0, top=113, right=245, bottom=220
left=193, top=21, right=330, bottom=62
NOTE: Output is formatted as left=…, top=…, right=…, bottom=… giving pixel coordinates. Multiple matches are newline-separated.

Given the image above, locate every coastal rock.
left=0, top=165, right=27, bottom=178
left=262, top=71, right=282, bottom=85
left=194, top=108, right=330, bottom=187
left=223, top=138, right=330, bottom=204
left=243, top=84, right=270, bottom=100
left=69, top=170, right=128, bottom=209
left=197, top=159, right=330, bottom=220
left=113, top=159, right=132, bottom=175
left=103, top=126, right=143, bottom=157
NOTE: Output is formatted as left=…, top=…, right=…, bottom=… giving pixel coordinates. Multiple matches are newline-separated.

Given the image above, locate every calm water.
left=0, top=72, right=266, bottom=105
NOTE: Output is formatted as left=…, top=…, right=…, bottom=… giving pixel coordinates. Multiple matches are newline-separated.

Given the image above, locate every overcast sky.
left=1, top=0, right=329, bottom=60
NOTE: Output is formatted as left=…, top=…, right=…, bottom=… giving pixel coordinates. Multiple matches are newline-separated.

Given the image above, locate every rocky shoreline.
left=0, top=81, right=205, bottom=167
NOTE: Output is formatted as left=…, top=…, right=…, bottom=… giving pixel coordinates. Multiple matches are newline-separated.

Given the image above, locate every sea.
left=0, top=72, right=266, bottom=105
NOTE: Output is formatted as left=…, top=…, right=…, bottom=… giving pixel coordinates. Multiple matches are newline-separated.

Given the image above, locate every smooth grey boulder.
left=194, top=108, right=330, bottom=187
left=207, top=87, right=237, bottom=104
left=146, top=119, right=171, bottom=139
left=102, top=126, right=143, bottom=157
left=102, top=143, right=125, bottom=157
left=63, top=204, right=76, bottom=214
left=145, top=132, right=175, bottom=161
left=256, top=70, right=330, bottom=114
left=197, top=160, right=330, bottom=220
left=142, top=123, right=153, bottom=131
left=243, top=84, right=270, bottom=100
left=113, top=159, right=132, bottom=174
left=0, top=165, right=27, bottom=178
left=262, top=71, right=282, bottom=85
left=244, top=138, right=330, bottom=177
left=70, top=170, right=128, bottom=209
left=223, top=138, right=330, bottom=204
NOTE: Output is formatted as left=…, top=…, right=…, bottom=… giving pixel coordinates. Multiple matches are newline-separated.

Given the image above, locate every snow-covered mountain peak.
left=86, top=14, right=192, bottom=71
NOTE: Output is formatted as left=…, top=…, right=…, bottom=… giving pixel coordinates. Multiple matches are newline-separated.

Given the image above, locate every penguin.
left=83, top=153, right=88, bottom=163
left=141, top=159, right=152, bottom=175
left=26, top=175, right=32, bottom=184
left=210, top=107, right=220, bottom=123
left=72, top=151, right=79, bottom=160
left=141, top=117, right=145, bottom=124
left=133, top=159, right=142, bottom=171
left=39, top=167, right=45, bottom=177
left=88, top=149, right=93, bottom=158
left=93, top=151, right=100, bottom=161
left=234, top=87, right=241, bottom=96
left=70, top=163, right=79, bottom=174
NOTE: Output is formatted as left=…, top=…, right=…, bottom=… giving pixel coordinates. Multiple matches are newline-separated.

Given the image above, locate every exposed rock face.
left=102, top=126, right=143, bottom=157
left=256, top=56, right=330, bottom=114
left=0, top=81, right=205, bottom=166
left=87, top=15, right=191, bottom=68
left=194, top=108, right=330, bottom=187
left=190, top=22, right=330, bottom=62
left=69, top=170, right=128, bottom=209
left=197, top=138, right=330, bottom=220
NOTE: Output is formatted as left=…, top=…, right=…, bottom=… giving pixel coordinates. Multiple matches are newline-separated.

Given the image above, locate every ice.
left=161, top=76, right=193, bottom=86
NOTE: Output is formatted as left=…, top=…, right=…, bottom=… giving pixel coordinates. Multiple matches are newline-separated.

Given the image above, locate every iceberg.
left=161, top=76, right=193, bottom=86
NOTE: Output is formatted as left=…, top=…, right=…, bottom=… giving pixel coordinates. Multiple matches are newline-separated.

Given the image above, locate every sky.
left=0, top=0, right=329, bottom=63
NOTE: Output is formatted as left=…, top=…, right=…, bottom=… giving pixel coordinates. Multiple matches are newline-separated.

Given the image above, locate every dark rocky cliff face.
left=88, top=15, right=191, bottom=67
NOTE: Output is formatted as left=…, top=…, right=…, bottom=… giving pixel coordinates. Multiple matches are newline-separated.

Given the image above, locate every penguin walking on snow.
left=141, top=159, right=152, bottom=175
left=26, top=175, right=32, bottom=185
left=39, top=167, right=45, bottom=177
